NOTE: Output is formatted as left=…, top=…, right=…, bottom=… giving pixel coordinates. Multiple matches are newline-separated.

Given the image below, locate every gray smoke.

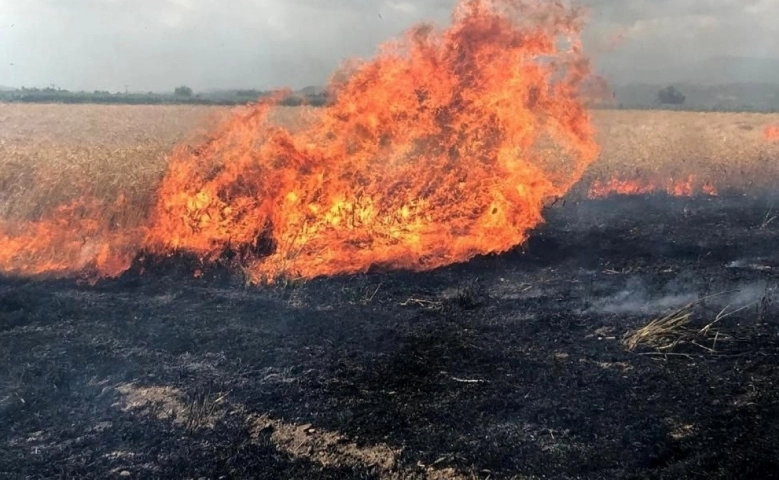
left=0, top=0, right=777, bottom=91
left=588, top=276, right=776, bottom=316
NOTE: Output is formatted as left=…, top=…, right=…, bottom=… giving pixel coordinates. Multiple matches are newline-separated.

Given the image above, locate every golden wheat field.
left=585, top=109, right=779, bottom=191
left=1, top=103, right=778, bottom=224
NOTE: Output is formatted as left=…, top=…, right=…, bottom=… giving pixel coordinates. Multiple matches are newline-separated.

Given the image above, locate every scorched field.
left=2, top=104, right=779, bottom=479
left=3, top=2, right=779, bottom=478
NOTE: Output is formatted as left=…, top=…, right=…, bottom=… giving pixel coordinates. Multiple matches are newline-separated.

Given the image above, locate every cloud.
left=0, top=0, right=776, bottom=91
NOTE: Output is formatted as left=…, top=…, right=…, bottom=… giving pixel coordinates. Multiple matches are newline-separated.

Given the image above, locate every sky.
left=0, top=0, right=778, bottom=92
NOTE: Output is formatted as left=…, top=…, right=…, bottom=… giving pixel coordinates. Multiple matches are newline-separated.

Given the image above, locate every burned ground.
left=2, top=193, right=779, bottom=479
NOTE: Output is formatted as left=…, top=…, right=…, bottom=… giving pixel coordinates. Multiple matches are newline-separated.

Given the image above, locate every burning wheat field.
left=3, top=1, right=779, bottom=479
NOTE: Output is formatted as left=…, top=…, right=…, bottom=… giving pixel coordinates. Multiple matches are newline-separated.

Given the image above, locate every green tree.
left=174, top=85, right=193, bottom=97
left=657, top=85, right=685, bottom=105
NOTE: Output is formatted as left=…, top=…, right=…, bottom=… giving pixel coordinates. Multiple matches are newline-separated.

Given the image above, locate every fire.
left=0, top=0, right=599, bottom=283
left=0, top=195, right=141, bottom=280
left=765, top=125, right=779, bottom=142
left=587, top=175, right=718, bottom=199
left=701, top=182, right=718, bottom=196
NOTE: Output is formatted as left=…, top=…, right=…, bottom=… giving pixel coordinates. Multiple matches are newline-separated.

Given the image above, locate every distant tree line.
left=4, top=83, right=779, bottom=113
left=0, top=85, right=329, bottom=107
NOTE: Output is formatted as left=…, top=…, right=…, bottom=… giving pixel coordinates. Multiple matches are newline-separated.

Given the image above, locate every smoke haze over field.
left=0, top=0, right=778, bottom=91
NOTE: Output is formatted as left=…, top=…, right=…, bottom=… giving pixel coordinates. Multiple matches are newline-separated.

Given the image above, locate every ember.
left=765, top=124, right=779, bottom=141
left=587, top=175, right=718, bottom=199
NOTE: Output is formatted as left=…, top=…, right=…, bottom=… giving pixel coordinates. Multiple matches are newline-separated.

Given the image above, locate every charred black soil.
left=2, top=193, right=779, bottom=479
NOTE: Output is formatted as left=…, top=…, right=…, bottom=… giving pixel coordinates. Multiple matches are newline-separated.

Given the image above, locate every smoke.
left=2, top=0, right=778, bottom=91
left=588, top=277, right=698, bottom=315
left=588, top=276, right=776, bottom=317
left=725, top=282, right=776, bottom=307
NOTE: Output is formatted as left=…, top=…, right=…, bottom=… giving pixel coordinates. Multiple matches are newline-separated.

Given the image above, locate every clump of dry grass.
left=622, top=303, right=695, bottom=352
left=623, top=294, right=754, bottom=354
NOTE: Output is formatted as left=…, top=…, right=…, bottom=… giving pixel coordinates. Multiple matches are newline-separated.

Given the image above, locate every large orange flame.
left=0, top=193, right=142, bottom=280
left=0, top=0, right=599, bottom=283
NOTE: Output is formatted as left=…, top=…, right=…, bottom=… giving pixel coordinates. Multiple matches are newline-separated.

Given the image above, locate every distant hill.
left=0, top=85, right=15, bottom=92
left=298, top=85, right=325, bottom=96
left=602, top=55, right=779, bottom=86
